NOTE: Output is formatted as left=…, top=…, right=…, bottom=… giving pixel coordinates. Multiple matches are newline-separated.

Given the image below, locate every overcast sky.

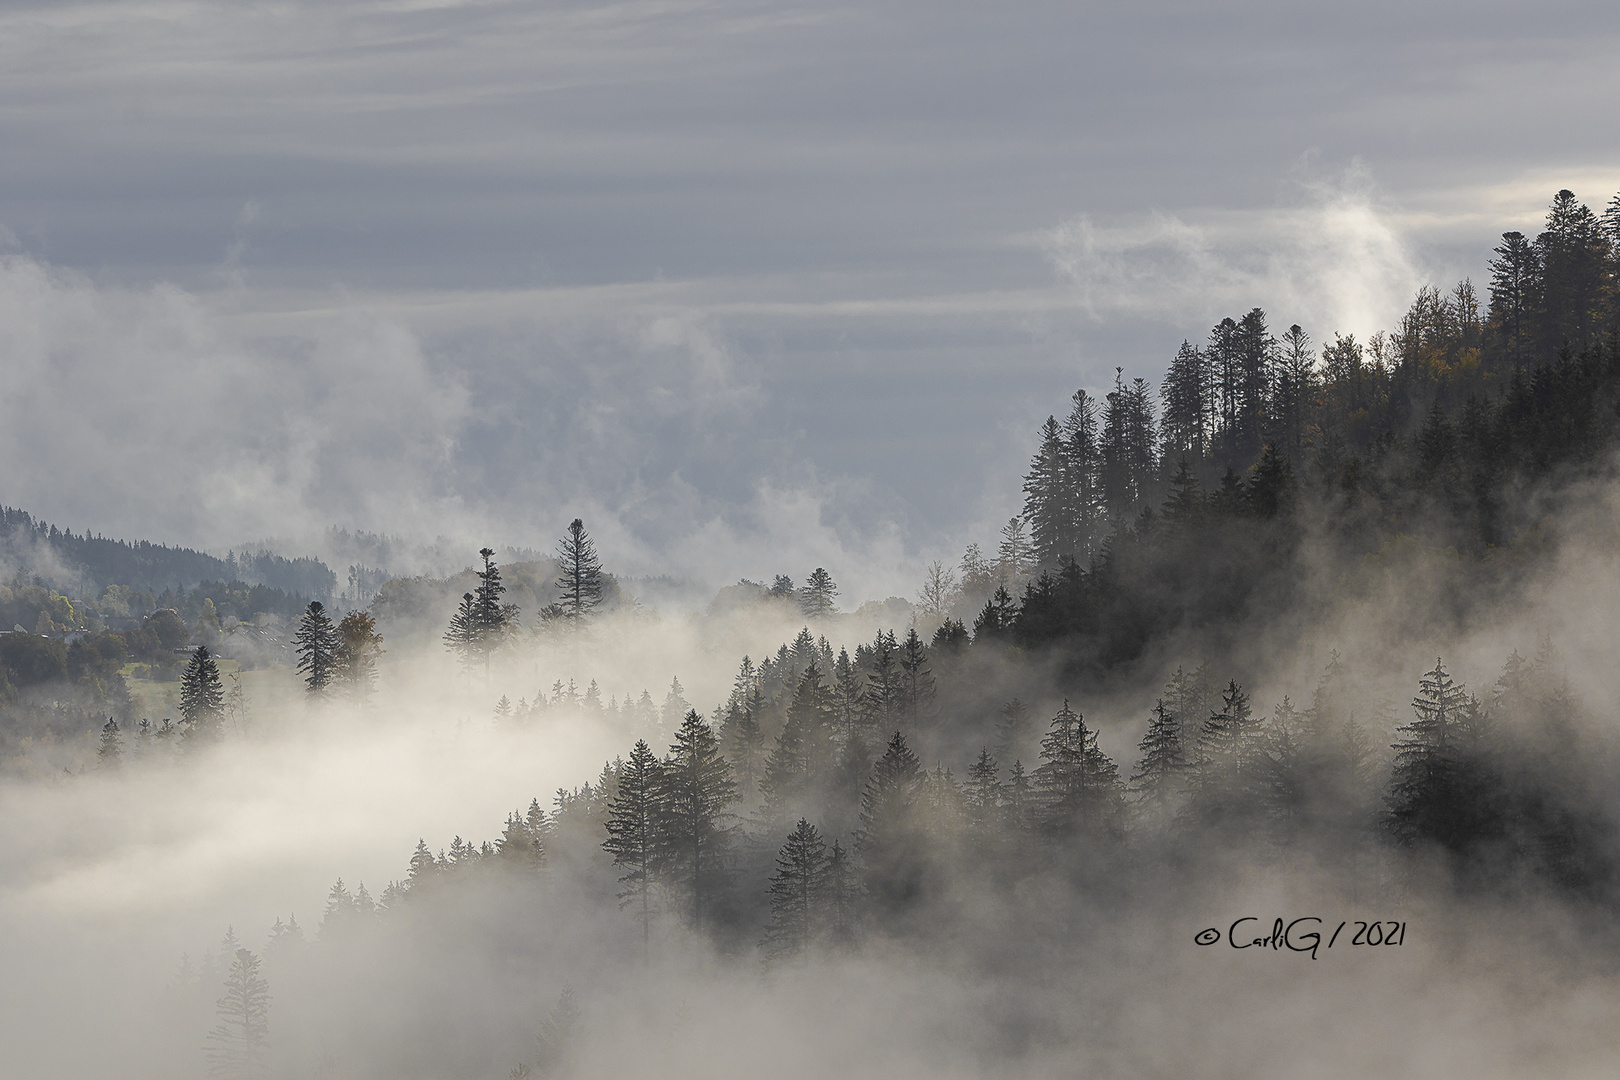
left=2, top=0, right=1617, bottom=598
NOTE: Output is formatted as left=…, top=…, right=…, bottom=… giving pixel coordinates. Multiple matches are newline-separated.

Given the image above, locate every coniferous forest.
left=9, top=188, right=1620, bottom=1079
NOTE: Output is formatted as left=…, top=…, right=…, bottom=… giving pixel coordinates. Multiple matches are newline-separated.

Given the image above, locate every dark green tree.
left=294, top=602, right=340, bottom=696
left=603, top=740, right=664, bottom=955
left=896, top=628, right=935, bottom=728
left=856, top=732, right=926, bottom=913
left=963, top=747, right=1002, bottom=832
left=759, top=818, right=830, bottom=964
left=798, top=568, right=838, bottom=621
left=656, top=711, right=736, bottom=930
left=1033, top=701, right=1121, bottom=837
left=1129, top=699, right=1187, bottom=818
left=1487, top=231, right=1540, bottom=366
left=180, top=645, right=226, bottom=741
left=553, top=521, right=603, bottom=630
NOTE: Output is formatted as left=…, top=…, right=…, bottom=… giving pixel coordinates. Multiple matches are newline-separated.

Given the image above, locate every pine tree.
left=1061, top=389, right=1104, bottom=562
left=1033, top=701, right=1121, bottom=836
left=603, top=740, right=664, bottom=954
left=825, top=838, right=859, bottom=946
left=1188, top=680, right=1264, bottom=829
left=1160, top=340, right=1209, bottom=463
left=761, top=663, right=833, bottom=824
left=722, top=675, right=767, bottom=807
left=856, top=732, right=925, bottom=913
left=997, top=517, right=1035, bottom=582
left=554, top=521, right=604, bottom=630
left=318, top=879, right=356, bottom=941
left=405, top=839, right=440, bottom=893
left=994, top=697, right=1031, bottom=763
left=264, top=915, right=304, bottom=959
left=861, top=630, right=901, bottom=733
left=896, top=628, right=935, bottom=728
left=294, top=602, right=341, bottom=697
left=1129, top=699, right=1187, bottom=816
left=1536, top=189, right=1610, bottom=352
left=204, top=948, right=270, bottom=1080
left=97, top=716, right=122, bottom=766
left=1023, top=415, right=1069, bottom=568
left=759, top=819, right=830, bottom=963
left=1487, top=231, right=1540, bottom=367
left=963, top=748, right=1002, bottom=832
left=1386, top=659, right=1495, bottom=851
left=443, top=592, right=478, bottom=670
left=180, top=646, right=226, bottom=742
left=798, top=568, right=838, bottom=621
left=656, top=711, right=736, bottom=930
left=1276, top=324, right=1316, bottom=455
left=660, top=678, right=690, bottom=732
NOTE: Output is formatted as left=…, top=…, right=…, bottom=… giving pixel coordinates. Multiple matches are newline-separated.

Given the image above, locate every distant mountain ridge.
left=0, top=506, right=335, bottom=601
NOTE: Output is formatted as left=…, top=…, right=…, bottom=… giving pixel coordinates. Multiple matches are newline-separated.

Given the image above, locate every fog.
left=8, top=470, right=1620, bottom=1077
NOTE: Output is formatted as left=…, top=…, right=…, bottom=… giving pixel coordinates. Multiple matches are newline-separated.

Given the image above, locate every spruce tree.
left=656, top=711, right=736, bottom=930
left=1129, top=699, right=1187, bottom=816
left=1023, top=415, right=1069, bottom=567
left=1060, top=389, right=1104, bottom=563
left=97, top=716, right=122, bottom=766
left=896, top=628, right=935, bottom=728
left=825, top=838, right=859, bottom=946
left=1034, top=701, right=1121, bottom=837
left=1487, top=231, right=1540, bottom=366
left=759, top=818, right=830, bottom=964
left=1386, top=658, right=1479, bottom=849
left=180, top=646, right=226, bottom=741
left=293, top=602, right=340, bottom=696
left=861, top=631, right=901, bottom=733
left=204, top=948, right=270, bottom=1080
left=443, top=592, right=478, bottom=671
left=1159, top=340, right=1209, bottom=463
left=963, top=748, right=1002, bottom=832
left=856, top=732, right=925, bottom=912
left=603, top=740, right=665, bottom=954
left=798, top=568, right=838, bottom=621
left=761, top=663, right=833, bottom=825
left=554, top=521, right=604, bottom=630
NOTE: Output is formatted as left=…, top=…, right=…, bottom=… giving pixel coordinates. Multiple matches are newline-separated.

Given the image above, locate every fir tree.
left=1129, top=699, right=1187, bottom=816
left=603, top=740, right=665, bottom=955
left=963, top=748, right=1002, bottom=832
left=856, top=732, right=926, bottom=913
left=1033, top=701, right=1121, bottom=836
left=1060, top=388, right=1104, bottom=563
left=896, top=628, right=935, bottom=728
left=798, top=568, right=838, bottom=621
left=405, top=839, right=440, bottom=893
left=554, top=521, right=604, bottom=630
left=656, top=712, right=736, bottom=930
left=759, top=818, right=830, bottom=964
left=97, top=716, right=122, bottom=766
left=443, top=592, right=478, bottom=670
left=180, top=646, right=226, bottom=742
left=293, top=602, right=341, bottom=696
left=204, top=948, right=270, bottom=1080
left=1023, top=415, right=1069, bottom=568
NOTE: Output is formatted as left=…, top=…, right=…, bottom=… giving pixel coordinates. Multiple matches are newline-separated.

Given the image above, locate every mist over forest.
left=4, top=184, right=1620, bottom=1078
